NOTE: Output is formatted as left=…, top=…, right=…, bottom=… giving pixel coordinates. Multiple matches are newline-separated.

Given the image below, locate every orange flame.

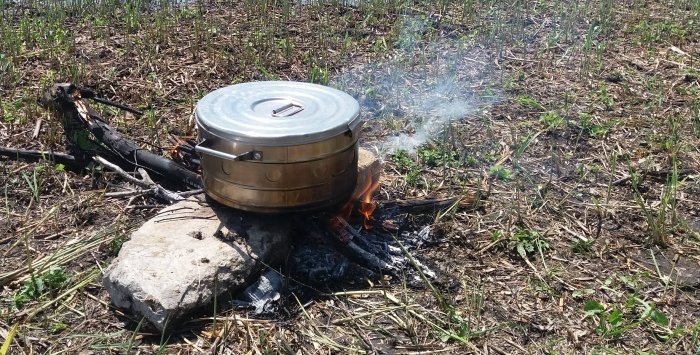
left=333, top=166, right=381, bottom=233
left=357, top=180, right=380, bottom=229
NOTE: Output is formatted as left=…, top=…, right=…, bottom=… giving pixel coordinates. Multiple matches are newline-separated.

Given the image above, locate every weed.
left=417, top=145, right=460, bottom=168
left=583, top=296, right=670, bottom=339
left=489, top=164, right=514, bottom=181
left=512, top=227, right=550, bottom=259
left=12, top=266, right=70, bottom=309
left=594, top=84, right=614, bottom=110
left=309, top=63, right=329, bottom=85
left=21, top=164, right=46, bottom=202
left=107, top=235, right=128, bottom=257
left=633, top=19, right=689, bottom=45
left=391, top=149, right=415, bottom=171
left=579, top=113, right=615, bottom=138
left=1, top=99, right=24, bottom=124
left=630, top=160, right=681, bottom=245
left=513, top=130, right=542, bottom=165
left=51, top=321, right=68, bottom=333
left=490, top=230, right=504, bottom=243
left=571, top=239, right=595, bottom=254
left=516, top=95, right=544, bottom=110
left=539, top=111, right=564, bottom=131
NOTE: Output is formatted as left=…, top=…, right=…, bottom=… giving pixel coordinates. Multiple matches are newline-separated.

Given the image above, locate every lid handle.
left=271, top=102, right=304, bottom=117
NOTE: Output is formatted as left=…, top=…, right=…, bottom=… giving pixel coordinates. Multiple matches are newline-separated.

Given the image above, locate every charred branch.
left=42, top=83, right=202, bottom=191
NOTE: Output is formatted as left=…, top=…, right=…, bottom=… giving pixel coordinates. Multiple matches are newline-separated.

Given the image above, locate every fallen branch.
left=93, top=156, right=195, bottom=204
left=42, top=83, right=202, bottom=191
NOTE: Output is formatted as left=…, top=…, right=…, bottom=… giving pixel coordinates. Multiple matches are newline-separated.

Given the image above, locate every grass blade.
left=0, top=323, right=18, bottom=355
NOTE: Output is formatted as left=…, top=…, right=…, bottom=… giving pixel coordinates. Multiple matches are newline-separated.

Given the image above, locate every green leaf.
left=595, top=318, right=607, bottom=335
left=439, top=332, right=450, bottom=342
left=0, top=323, right=18, bottom=355
left=516, top=243, right=527, bottom=259
left=607, top=308, right=623, bottom=328
left=584, top=300, right=605, bottom=316
left=650, top=310, right=669, bottom=327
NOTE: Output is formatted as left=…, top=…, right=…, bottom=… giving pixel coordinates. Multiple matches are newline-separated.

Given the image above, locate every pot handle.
left=195, top=140, right=262, bottom=161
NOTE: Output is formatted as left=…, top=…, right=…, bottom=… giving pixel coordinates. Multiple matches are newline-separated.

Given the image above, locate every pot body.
left=195, top=81, right=361, bottom=213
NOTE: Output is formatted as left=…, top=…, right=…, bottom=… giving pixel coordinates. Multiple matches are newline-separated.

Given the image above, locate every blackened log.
left=42, top=83, right=202, bottom=190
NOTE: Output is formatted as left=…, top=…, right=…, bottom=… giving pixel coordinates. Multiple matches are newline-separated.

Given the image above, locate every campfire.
left=20, top=82, right=471, bottom=330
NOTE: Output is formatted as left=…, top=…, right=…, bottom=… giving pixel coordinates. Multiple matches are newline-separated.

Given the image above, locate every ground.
left=1, top=1, right=700, bottom=354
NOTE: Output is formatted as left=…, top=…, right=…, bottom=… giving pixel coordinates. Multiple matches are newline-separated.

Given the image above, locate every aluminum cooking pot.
left=195, top=81, right=362, bottom=213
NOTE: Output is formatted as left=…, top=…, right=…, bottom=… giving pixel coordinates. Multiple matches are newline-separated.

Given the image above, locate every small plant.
left=417, top=145, right=460, bottom=168
left=633, top=19, right=689, bottom=45
left=629, top=160, right=681, bottom=245
left=579, top=113, right=614, bottom=138
left=21, top=164, right=46, bottom=202
left=12, top=266, right=70, bottom=309
left=51, top=321, right=68, bottom=333
left=1, top=99, right=24, bottom=124
left=489, top=165, right=514, bottom=181
left=391, top=149, right=415, bottom=171
left=107, top=235, right=128, bottom=257
left=516, top=95, right=544, bottom=110
left=539, top=111, right=563, bottom=131
left=309, top=63, right=329, bottom=85
left=594, top=84, right=614, bottom=110
left=571, top=239, right=595, bottom=254
left=583, top=296, right=669, bottom=339
left=512, top=227, right=550, bottom=259
left=405, top=169, right=421, bottom=187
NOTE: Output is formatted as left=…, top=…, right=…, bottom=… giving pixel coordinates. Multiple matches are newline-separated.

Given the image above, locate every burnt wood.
left=42, top=83, right=202, bottom=190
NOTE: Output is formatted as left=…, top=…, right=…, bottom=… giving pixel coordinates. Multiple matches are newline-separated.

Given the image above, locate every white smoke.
left=332, top=16, right=497, bottom=156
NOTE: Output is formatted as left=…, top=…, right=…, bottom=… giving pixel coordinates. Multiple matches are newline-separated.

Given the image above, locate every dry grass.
left=1, top=0, right=700, bottom=354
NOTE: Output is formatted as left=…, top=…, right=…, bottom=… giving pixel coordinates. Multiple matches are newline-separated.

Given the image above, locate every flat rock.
left=103, top=198, right=291, bottom=331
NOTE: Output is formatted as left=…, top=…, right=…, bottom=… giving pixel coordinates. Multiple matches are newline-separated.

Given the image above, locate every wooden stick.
left=0, top=146, right=81, bottom=167
left=32, top=118, right=42, bottom=138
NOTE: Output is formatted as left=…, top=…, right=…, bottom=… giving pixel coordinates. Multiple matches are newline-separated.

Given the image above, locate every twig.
left=0, top=146, right=80, bottom=167
left=90, top=96, right=144, bottom=116
left=44, top=83, right=202, bottom=189
left=105, top=189, right=156, bottom=198
left=93, top=155, right=184, bottom=203
left=32, top=118, right=42, bottom=138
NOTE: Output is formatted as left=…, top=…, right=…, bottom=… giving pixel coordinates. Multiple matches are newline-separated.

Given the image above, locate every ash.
left=233, top=210, right=444, bottom=316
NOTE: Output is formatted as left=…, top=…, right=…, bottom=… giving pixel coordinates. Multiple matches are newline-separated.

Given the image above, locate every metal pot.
left=195, top=81, right=362, bottom=213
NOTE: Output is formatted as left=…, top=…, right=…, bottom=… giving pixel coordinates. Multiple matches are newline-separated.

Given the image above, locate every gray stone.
left=102, top=198, right=291, bottom=331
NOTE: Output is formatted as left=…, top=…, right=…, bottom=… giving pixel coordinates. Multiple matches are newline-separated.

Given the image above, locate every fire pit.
left=194, top=81, right=363, bottom=213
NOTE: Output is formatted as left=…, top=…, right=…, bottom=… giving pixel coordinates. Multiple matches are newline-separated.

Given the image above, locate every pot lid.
left=196, top=81, right=361, bottom=145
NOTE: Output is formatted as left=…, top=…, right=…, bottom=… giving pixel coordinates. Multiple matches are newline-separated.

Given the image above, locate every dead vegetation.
left=1, top=0, right=700, bottom=354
